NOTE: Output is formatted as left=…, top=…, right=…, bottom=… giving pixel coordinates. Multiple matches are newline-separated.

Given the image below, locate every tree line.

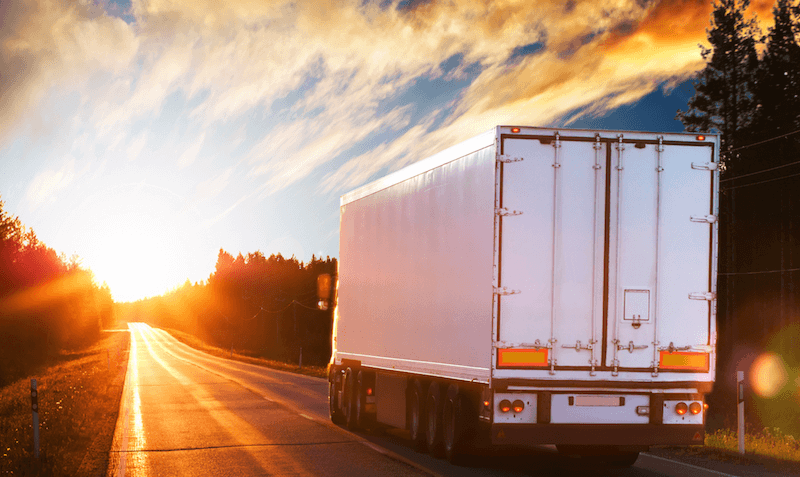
left=0, top=198, right=114, bottom=388
left=678, top=0, right=800, bottom=434
left=119, top=250, right=337, bottom=367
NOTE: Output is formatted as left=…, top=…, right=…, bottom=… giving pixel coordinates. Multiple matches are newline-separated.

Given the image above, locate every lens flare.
left=750, top=353, right=788, bottom=398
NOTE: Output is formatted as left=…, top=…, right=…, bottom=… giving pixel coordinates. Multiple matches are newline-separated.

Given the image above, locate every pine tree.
left=677, top=0, right=762, bottom=154
left=757, top=0, right=800, bottom=134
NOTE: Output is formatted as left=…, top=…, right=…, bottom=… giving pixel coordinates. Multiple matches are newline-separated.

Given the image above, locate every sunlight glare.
left=750, top=352, right=789, bottom=398
left=59, top=184, right=212, bottom=302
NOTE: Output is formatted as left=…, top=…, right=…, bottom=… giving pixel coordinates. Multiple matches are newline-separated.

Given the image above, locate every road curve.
left=107, top=323, right=787, bottom=477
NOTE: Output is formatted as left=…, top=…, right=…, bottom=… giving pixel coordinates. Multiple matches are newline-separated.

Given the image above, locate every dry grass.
left=0, top=329, right=130, bottom=476
left=705, top=427, right=800, bottom=461
left=651, top=427, right=800, bottom=476
left=162, top=327, right=328, bottom=379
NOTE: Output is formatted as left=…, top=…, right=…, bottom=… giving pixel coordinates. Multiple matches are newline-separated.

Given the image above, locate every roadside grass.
left=651, top=427, right=800, bottom=476
left=705, top=427, right=800, bottom=460
left=162, top=327, right=327, bottom=379
left=0, top=329, right=130, bottom=476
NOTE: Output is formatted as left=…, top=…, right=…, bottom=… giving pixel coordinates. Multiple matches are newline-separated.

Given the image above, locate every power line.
left=722, top=169, right=800, bottom=190
left=728, top=127, right=800, bottom=152
left=720, top=267, right=800, bottom=276
left=720, top=157, right=800, bottom=183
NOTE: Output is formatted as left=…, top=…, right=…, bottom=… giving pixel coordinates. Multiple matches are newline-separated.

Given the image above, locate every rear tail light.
left=512, top=400, right=524, bottom=413
left=675, top=402, right=688, bottom=415
left=499, top=399, right=512, bottom=413
left=690, top=402, right=702, bottom=415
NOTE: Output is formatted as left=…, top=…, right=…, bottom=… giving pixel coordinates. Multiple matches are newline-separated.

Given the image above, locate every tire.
left=329, top=376, right=345, bottom=425
left=443, top=384, right=472, bottom=464
left=409, top=380, right=426, bottom=452
left=601, top=452, right=639, bottom=467
left=355, top=370, right=373, bottom=430
left=425, top=382, right=444, bottom=457
left=343, top=367, right=358, bottom=430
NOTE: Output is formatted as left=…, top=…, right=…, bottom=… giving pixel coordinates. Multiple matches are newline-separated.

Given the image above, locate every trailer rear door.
left=496, top=131, right=715, bottom=375
left=497, top=134, right=605, bottom=371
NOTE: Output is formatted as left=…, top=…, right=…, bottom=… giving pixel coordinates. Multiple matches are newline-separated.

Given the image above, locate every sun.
left=58, top=184, right=212, bottom=302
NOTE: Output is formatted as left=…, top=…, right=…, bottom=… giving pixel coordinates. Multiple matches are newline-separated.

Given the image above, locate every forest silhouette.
left=116, top=250, right=337, bottom=367
left=0, top=198, right=114, bottom=387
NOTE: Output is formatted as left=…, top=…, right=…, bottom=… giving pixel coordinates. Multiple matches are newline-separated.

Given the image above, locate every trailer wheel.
left=329, top=377, right=345, bottom=424
left=343, top=368, right=358, bottom=430
left=425, top=382, right=444, bottom=457
left=409, top=379, right=426, bottom=452
left=355, top=370, right=373, bottom=430
left=443, top=384, right=472, bottom=464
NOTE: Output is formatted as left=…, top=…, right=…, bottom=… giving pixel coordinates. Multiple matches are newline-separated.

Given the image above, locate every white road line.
left=299, top=413, right=315, bottom=421
left=642, top=453, right=739, bottom=477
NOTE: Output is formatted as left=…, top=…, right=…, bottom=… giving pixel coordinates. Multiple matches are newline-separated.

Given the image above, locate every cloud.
left=25, top=157, right=77, bottom=210
left=0, top=0, right=138, bottom=147
left=177, top=132, right=205, bottom=168
left=4, top=0, right=753, bottom=199
left=194, top=166, right=234, bottom=202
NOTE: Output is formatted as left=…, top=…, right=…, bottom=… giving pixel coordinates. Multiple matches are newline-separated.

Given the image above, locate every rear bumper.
left=491, top=424, right=704, bottom=446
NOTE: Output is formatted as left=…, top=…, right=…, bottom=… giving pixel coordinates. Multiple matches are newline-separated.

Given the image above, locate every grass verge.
left=162, top=327, right=327, bottom=379
left=650, top=427, right=800, bottom=476
left=0, top=329, right=130, bottom=476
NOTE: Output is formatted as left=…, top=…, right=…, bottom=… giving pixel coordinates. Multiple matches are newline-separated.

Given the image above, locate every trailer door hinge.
left=496, top=207, right=523, bottom=217
left=494, top=286, right=521, bottom=296
left=690, top=214, right=717, bottom=224
left=689, top=292, right=716, bottom=301
left=497, top=155, right=524, bottom=163
left=691, top=162, right=719, bottom=171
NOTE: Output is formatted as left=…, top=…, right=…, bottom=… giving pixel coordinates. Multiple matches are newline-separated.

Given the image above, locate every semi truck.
left=327, top=126, right=719, bottom=465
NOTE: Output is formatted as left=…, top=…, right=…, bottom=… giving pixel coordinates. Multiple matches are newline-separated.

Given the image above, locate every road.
left=108, top=323, right=784, bottom=476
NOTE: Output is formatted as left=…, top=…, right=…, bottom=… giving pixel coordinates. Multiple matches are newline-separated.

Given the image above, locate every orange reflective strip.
left=659, top=351, right=709, bottom=371
left=497, top=348, right=548, bottom=367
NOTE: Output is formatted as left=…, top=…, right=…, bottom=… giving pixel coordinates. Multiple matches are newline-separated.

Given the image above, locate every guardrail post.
left=31, top=379, right=39, bottom=459
left=737, top=370, right=745, bottom=454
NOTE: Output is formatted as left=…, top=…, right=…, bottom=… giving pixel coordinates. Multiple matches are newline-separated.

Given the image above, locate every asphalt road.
left=107, top=323, right=787, bottom=477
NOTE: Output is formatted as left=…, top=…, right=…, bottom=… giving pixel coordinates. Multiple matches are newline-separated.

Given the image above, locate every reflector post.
left=659, top=351, right=709, bottom=371
left=498, top=348, right=549, bottom=368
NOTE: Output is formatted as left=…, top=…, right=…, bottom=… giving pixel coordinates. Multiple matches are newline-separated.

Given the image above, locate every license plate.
left=574, top=395, right=622, bottom=407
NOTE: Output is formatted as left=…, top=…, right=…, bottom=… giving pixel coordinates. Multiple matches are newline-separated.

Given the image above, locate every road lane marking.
left=641, top=453, right=738, bottom=477
left=299, top=413, right=315, bottom=421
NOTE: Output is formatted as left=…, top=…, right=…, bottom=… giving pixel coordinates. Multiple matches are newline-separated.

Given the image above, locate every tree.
left=677, top=0, right=762, bottom=155
left=757, top=0, right=800, bottom=135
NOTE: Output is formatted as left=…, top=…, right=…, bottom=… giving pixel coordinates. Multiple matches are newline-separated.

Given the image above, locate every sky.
left=0, top=0, right=776, bottom=302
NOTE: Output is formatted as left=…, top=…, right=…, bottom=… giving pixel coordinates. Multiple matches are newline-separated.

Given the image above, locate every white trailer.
left=328, top=126, right=718, bottom=465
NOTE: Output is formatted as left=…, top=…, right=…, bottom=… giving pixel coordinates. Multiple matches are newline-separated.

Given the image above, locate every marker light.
left=690, top=402, right=702, bottom=415
left=511, top=127, right=521, bottom=133
left=696, top=135, right=706, bottom=141
left=512, top=400, right=525, bottom=413
left=659, top=351, right=709, bottom=371
left=498, top=348, right=549, bottom=368
left=675, top=402, right=688, bottom=415
left=367, top=388, right=373, bottom=396
left=499, top=399, right=512, bottom=413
